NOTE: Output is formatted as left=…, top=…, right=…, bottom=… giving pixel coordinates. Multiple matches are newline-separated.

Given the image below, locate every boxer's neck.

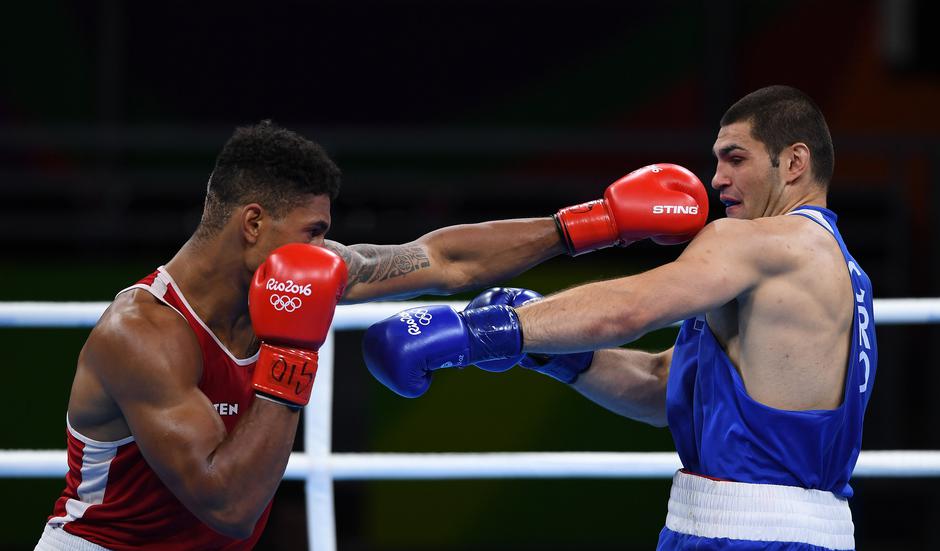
left=762, top=179, right=828, bottom=218
left=164, top=231, right=253, bottom=339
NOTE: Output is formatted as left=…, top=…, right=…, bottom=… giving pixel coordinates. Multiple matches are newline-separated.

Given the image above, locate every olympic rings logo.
left=270, top=294, right=303, bottom=312
left=400, top=308, right=432, bottom=336
left=412, top=309, right=433, bottom=326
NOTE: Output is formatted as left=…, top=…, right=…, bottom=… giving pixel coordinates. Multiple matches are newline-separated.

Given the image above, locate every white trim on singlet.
left=117, top=267, right=259, bottom=367
left=47, top=416, right=134, bottom=528
left=665, top=470, right=855, bottom=550
left=117, top=278, right=190, bottom=328
left=36, top=523, right=114, bottom=551
left=787, top=207, right=835, bottom=235
left=65, top=414, right=135, bottom=448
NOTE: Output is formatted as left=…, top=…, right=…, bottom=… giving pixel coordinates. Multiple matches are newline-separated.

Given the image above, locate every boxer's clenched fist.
left=362, top=297, right=594, bottom=398
left=555, top=163, right=709, bottom=255
left=362, top=304, right=522, bottom=398
left=249, top=244, right=347, bottom=408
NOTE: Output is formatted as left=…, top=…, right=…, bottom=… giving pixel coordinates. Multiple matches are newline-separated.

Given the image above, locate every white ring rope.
left=2, top=298, right=940, bottom=328
left=0, top=300, right=472, bottom=329
left=5, top=450, right=940, bottom=479
left=4, top=298, right=940, bottom=551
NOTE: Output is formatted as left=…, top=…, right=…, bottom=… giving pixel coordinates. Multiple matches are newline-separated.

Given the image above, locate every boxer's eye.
left=305, top=224, right=329, bottom=239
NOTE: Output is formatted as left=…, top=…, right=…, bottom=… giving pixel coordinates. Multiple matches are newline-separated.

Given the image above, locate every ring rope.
left=2, top=298, right=939, bottom=328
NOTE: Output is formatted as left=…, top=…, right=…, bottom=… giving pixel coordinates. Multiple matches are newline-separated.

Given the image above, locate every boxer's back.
left=667, top=206, right=877, bottom=495
left=706, top=208, right=855, bottom=411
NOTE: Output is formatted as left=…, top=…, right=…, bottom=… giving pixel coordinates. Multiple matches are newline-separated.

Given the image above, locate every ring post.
left=305, top=330, right=336, bottom=551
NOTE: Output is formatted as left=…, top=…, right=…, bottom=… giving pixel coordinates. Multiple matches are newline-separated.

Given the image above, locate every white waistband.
left=35, top=524, right=113, bottom=551
left=665, top=470, right=855, bottom=550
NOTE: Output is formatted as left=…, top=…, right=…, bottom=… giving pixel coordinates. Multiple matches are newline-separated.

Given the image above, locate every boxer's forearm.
left=516, top=275, right=659, bottom=352
left=418, top=218, right=565, bottom=291
left=572, top=348, right=672, bottom=427
left=192, top=399, right=300, bottom=538
left=572, top=348, right=670, bottom=427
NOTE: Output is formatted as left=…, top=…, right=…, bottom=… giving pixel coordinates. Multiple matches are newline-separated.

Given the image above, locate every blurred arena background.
left=2, top=0, right=940, bottom=549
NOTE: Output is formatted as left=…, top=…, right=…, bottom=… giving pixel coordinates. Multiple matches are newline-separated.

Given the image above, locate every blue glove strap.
left=459, top=305, right=523, bottom=363
left=521, top=351, right=594, bottom=384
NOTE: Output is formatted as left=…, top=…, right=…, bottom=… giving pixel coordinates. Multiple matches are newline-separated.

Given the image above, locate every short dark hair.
left=720, top=85, right=834, bottom=186
left=196, top=120, right=341, bottom=237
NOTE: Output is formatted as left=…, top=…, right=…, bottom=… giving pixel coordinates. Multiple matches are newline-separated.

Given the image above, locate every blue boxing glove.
left=363, top=297, right=595, bottom=398
left=362, top=304, right=523, bottom=398
left=467, top=287, right=543, bottom=372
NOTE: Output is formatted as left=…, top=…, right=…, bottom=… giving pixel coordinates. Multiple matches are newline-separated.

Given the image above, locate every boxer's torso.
left=46, top=267, right=269, bottom=550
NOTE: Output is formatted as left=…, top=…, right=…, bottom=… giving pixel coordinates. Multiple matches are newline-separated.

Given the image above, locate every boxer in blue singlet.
left=518, top=86, right=877, bottom=550
left=655, top=202, right=874, bottom=550
left=364, top=85, right=877, bottom=550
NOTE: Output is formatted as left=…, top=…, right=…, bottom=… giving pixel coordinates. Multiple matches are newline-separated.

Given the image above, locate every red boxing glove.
left=554, top=163, right=709, bottom=255
left=249, top=244, right=348, bottom=408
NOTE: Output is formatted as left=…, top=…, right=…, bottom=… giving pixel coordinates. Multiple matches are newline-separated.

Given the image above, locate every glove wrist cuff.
left=252, top=344, right=319, bottom=407
left=555, top=200, right=619, bottom=255
left=552, top=214, right=575, bottom=255
left=460, top=305, right=524, bottom=363
left=254, top=392, right=303, bottom=411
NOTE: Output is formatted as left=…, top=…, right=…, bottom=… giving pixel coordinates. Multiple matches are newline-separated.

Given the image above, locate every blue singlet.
left=660, top=207, right=877, bottom=550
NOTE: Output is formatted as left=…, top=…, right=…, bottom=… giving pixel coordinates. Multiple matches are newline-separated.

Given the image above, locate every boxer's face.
left=711, top=121, right=782, bottom=220
left=247, top=193, right=332, bottom=271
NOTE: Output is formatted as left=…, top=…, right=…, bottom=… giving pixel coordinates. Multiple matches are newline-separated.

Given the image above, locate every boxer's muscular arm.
left=86, top=303, right=297, bottom=539
left=325, top=218, right=564, bottom=303
left=517, top=218, right=777, bottom=352
left=572, top=347, right=673, bottom=427
left=328, top=165, right=708, bottom=302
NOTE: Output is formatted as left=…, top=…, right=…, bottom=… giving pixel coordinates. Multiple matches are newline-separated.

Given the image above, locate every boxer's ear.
left=240, top=203, right=264, bottom=245
left=783, top=142, right=811, bottom=186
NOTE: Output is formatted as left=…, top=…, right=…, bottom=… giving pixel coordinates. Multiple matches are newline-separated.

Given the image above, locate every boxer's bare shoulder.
left=693, top=212, right=851, bottom=323
left=730, top=213, right=852, bottom=302
left=87, top=290, right=200, bottom=381
left=99, top=289, right=185, bottom=335
left=69, top=289, right=202, bottom=441
left=690, top=213, right=842, bottom=275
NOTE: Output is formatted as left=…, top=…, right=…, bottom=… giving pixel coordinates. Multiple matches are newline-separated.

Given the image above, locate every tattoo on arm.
left=324, top=241, right=355, bottom=270
left=324, top=241, right=431, bottom=286
left=352, top=244, right=431, bottom=284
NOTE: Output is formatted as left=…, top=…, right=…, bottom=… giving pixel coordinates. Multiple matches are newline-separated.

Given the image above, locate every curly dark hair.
left=195, top=120, right=342, bottom=237
left=721, top=86, right=834, bottom=187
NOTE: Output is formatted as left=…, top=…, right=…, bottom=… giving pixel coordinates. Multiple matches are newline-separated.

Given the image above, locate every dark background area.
left=2, top=0, right=940, bottom=549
